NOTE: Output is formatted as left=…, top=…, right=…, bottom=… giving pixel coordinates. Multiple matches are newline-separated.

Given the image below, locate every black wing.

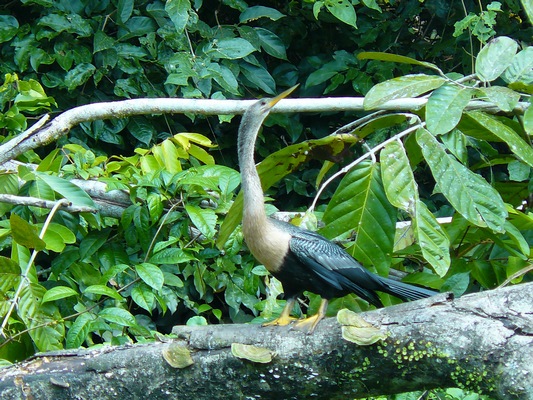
left=270, top=219, right=437, bottom=306
left=287, top=228, right=384, bottom=307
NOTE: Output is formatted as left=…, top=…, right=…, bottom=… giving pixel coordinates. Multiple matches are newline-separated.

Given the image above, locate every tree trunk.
left=1, top=283, right=531, bottom=400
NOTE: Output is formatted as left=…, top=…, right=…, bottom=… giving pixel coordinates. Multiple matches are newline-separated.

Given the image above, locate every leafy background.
left=0, top=1, right=532, bottom=398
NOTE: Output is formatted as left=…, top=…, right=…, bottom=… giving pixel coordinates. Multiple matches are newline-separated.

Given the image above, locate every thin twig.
left=309, top=115, right=424, bottom=212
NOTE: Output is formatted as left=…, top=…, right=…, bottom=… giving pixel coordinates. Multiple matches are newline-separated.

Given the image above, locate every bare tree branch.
left=0, top=97, right=528, bottom=166
left=0, top=283, right=531, bottom=400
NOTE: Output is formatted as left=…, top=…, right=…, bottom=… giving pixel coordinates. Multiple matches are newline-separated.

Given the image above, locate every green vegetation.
left=0, top=0, right=531, bottom=397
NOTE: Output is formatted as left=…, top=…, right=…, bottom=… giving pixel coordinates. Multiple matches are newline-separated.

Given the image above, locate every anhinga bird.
left=238, top=86, right=437, bottom=333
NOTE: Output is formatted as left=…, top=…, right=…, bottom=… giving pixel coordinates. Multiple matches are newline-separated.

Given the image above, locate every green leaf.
left=475, top=36, right=518, bottom=82
left=41, top=286, right=78, bottom=303
left=66, top=313, right=93, bottom=349
left=0, top=15, right=19, bottom=43
left=413, top=201, right=451, bottom=276
left=185, top=204, right=217, bottom=239
left=442, top=272, right=470, bottom=296
left=41, top=223, right=76, bottom=253
left=364, top=74, right=446, bottom=110
left=240, top=63, right=275, bottom=94
left=416, top=128, right=508, bottom=232
left=357, top=52, right=440, bottom=73
left=131, top=282, right=155, bottom=312
left=19, top=283, right=64, bottom=351
left=381, top=141, right=450, bottom=275
left=239, top=6, right=285, bottom=23
left=84, top=284, right=124, bottom=301
left=255, top=28, right=287, bottom=60
left=149, top=248, right=196, bottom=264
left=325, top=0, right=357, bottom=28
left=38, top=13, right=93, bottom=37
left=502, top=47, right=533, bottom=84
left=0, top=256, right=21, bottom=293
left=503, top=220, right=530, bottom=257
left=508, top=160, right=530, bottom=182
left=98, top=307, right=136, bottom=327
left=135, top=263, right=164, bottom=291
left=465, top=111, right=533, bottom=168
left=426, top=84, right=472, bottom=135
left=10, top=213, right=46, bottom=250
left=381, top=140, right=418, bottom=213
left=35, top=172, right=96, bottom=208
left=64, top=63, right=96, bottom=91
left=523, top=0, right=533, bottom=25
left=524, top=103, right=533, bottom=136
left=321, top=161, right=396, bottom=274
left=79, top=229, right=110, bottom=261
left=479, top=87, right=521, bottom=112
left=117, top=0, right=134, bottom=23
left=128, top=116, right=156, bottom=146
left=153, top=139, right=182, bottom=173
left=165, top=0, right=191, bottom=34
left=212, top=38, right=256, bottom=60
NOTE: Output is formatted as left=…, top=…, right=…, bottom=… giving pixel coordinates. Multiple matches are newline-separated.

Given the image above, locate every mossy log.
left=0, top=282, right=531, bottom=400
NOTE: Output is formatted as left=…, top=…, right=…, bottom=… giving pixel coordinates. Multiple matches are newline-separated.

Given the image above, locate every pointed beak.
left=267, top=84, right=299, bottom=108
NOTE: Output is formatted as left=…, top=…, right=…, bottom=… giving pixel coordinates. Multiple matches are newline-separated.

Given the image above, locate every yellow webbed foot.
left=262, top=298, right=297, bottom=327
left=262, top=314, right=298, bottom=327
left=292, top=298, right=329, bottom=334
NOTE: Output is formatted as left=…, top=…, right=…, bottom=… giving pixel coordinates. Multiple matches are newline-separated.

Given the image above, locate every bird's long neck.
left=237, top=114, right=267, bottom=227
left=237, top=105, right=292, bottom=273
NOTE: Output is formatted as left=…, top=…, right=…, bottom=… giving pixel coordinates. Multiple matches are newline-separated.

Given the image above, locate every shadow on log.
left=0, top=282, right=531, bottom=400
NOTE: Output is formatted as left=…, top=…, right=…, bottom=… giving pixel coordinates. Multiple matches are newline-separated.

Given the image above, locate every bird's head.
left=249, top=84, right=299, bottom=118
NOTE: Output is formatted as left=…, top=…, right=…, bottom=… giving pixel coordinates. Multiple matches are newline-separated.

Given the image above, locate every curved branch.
left=0, top=283, right=531, bottom=400
left=0, top=97, right=528, bottom=166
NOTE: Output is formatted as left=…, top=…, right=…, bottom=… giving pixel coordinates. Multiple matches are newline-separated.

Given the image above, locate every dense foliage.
left=0, top=0, right=532, bottom=397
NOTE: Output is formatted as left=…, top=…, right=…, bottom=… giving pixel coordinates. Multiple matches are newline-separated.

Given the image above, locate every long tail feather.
left=378, top=276, right=437, bottom=301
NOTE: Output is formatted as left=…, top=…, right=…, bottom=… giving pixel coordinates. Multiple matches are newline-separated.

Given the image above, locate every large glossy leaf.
left=255, top=27, right=287, bottom=60
left=149, top=248, right=196, bottom=264
left=465, top=111, right=533, bottom=168
left=0, top=256, right=20, bottom=293
left=217, top=133, right=359, bottom=248
left=41, top=286, right=78, bottom=303
left=479, top=87, right=521, bottom=112
left=35, top=172, right=95, bottom=208
left=416, top=128, right=508, bottom=232
left=66, top=313, right=93, bottom=349
left=325, top=0, right=357, bottom=28
left=131, top=282, right=155, bottom=312
left=239, top=6, right=285, bottom=23
left=185, top=204, right=217, bottom=239
left=357, top=52, right=441, bottom=73
left=426, top=84, right=472, bottom=135
left=19, top=283, right=64, bottom=351
left=40, top=223, right=76, bottom=253
left=413, top=202, right=451, bottom=276
left=153, top=138, right=182, bottom=173
left=502, top=47, right=533, bottom=84
left=79, top=229, right=110, bottom=261
left=475, top=36, right=518, bottom=82
left=135, top=262, right=164, bottom=291
left=84, top=284, right=124, bottom=301
left=381, top=141, right=450, bottom=275
left=10, top=213, right=46, bottom=250
left=320, top=161, right=396, bottom=275
left=364, top=74, right=445, bottom=110
left=165, top=0, right=191, bottom=34
left=381, top=140, right=418, bottom=213
left=212, top=38, right=256, bottom=60
left=98, top=307, right=136, bottom=327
